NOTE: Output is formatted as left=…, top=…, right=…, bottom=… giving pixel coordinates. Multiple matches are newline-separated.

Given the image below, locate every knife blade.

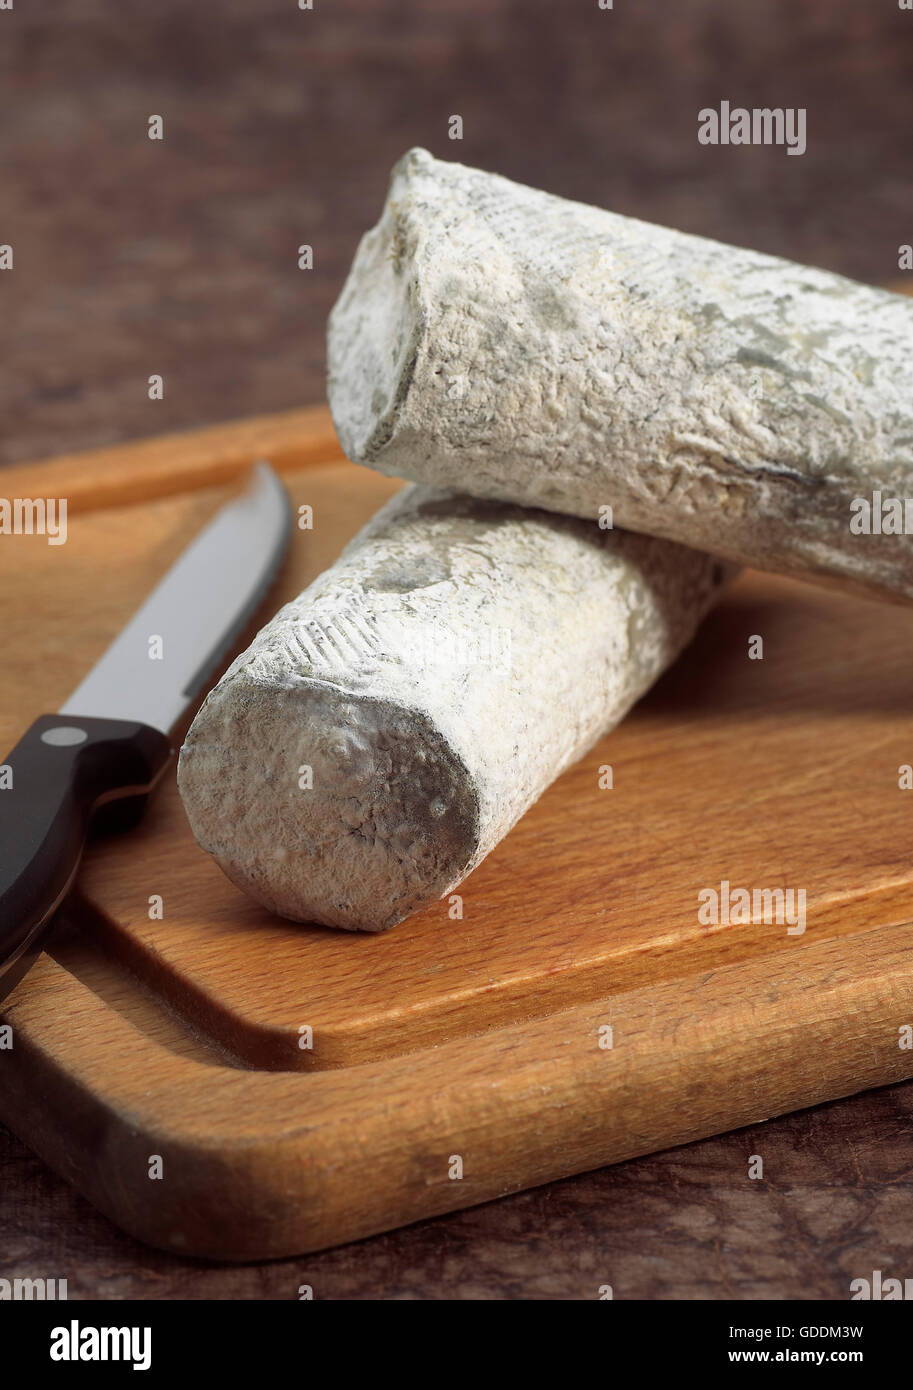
left=0, top=461, right=291, bottom=1002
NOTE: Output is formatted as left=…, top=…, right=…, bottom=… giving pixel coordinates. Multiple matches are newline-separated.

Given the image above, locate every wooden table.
left=2, top=0, right=912, bottom=1298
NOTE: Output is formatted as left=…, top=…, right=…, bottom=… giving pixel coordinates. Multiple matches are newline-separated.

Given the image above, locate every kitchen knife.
left=0, top=461, right=291, bottom=1003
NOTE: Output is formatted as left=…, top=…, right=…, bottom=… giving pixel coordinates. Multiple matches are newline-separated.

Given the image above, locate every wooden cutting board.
left=2, top=400, right=913, bottom=1261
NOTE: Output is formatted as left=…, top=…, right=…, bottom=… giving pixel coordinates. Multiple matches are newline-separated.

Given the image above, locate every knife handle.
left=0, top=715, right=172, bottom=1003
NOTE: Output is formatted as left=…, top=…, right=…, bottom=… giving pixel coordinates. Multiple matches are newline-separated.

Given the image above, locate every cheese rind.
left=328, top=148, right=913, bottom=605
left=178, top=486, right=730, bottom=930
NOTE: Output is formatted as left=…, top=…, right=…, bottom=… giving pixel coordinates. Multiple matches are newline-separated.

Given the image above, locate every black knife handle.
left=0, top=715, right=172, bottom=1003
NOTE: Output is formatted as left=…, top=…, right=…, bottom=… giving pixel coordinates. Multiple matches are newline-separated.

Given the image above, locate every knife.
left=0, top=461, right=291, bottom=1003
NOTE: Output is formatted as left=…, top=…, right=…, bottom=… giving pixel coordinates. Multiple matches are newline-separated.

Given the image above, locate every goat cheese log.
left=178, top=487, right=731, bottom=931
left=328, top=148, right=913, bottom=605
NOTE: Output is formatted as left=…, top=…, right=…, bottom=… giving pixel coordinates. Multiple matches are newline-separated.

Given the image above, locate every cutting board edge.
left=3, top=915, right=913, bottom=1260
left=0, top=403, right=345, bottom=514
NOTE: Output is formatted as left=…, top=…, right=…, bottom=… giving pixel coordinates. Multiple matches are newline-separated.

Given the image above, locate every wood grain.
left=2, top=410, right=913, bottom=1258
left=0, top=406, right=343, bottom=515
left=2, top=913, right=913, bottom=1262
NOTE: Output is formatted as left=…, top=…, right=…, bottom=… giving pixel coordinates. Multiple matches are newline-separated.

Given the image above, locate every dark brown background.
left=2, top=0, right=913, bottom=1299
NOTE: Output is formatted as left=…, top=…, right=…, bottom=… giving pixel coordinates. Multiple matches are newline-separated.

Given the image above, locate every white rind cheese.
left=328, top=148, right=913, bottom=605
left=178, top=486, right=730, bottom=930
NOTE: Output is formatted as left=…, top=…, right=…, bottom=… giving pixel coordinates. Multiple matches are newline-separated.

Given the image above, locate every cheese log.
left=177, top=486, right=731, bottom=931
left=328, top=148, right=913, bottom=606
